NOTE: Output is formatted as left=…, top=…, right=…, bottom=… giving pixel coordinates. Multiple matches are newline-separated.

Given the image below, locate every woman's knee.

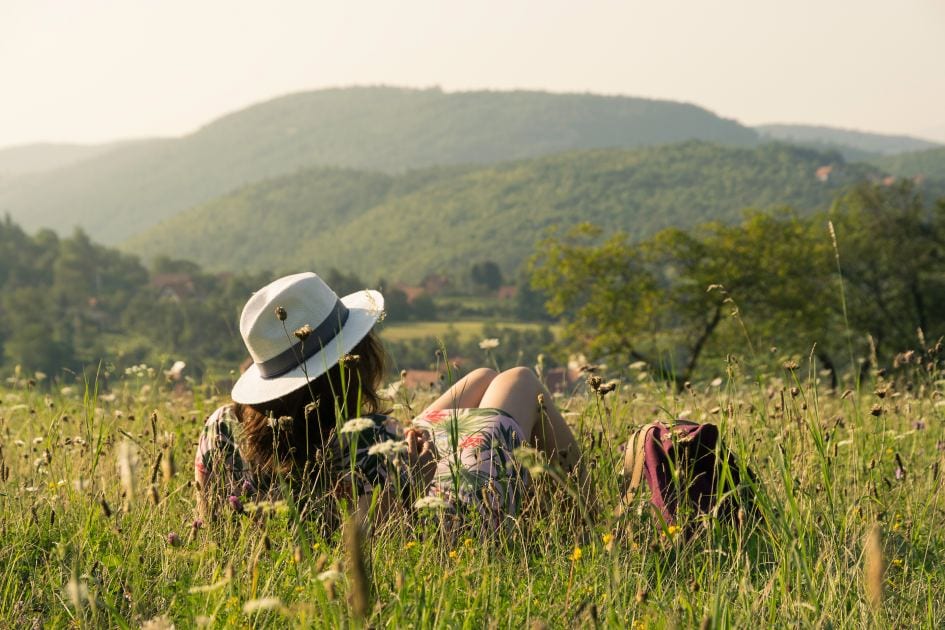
left=493, top=366, right=540, bottom=390
left=467, top=367, right=499, bottom=385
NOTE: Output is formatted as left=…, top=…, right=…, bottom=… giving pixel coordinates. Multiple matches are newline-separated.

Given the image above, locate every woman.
left=195, top=272, right=580, bottom=527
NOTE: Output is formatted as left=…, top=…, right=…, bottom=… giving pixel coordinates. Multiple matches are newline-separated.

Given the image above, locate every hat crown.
left=239, top=272, right=340, bottom=364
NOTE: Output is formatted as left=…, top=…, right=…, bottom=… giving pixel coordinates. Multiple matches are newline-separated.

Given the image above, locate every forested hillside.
left=127, top=142, right=884, bottom=281
left=0, top=87, right=757, bottom=244
left=871, top=147, right=945, bottom=181
left=756, top=123, right=940, bottom=161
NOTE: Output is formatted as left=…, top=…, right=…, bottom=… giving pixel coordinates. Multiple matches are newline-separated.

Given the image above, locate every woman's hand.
left=404, top=427, right=437, bottom=490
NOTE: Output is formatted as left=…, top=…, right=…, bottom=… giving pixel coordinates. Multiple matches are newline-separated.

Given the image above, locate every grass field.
left=0, top=360, right=943, bottom=627
left=378, top=320, right=556, bottom=342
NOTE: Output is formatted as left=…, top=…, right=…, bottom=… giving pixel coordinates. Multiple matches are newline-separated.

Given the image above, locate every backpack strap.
left=615, top=422, right=659, bottom=516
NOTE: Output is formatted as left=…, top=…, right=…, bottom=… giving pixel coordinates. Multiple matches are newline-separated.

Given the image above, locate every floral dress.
left=410, top=407, right=529, bottom=524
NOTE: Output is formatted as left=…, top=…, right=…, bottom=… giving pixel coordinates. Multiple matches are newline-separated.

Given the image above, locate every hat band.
left=256, top=300, right=350, bottom=379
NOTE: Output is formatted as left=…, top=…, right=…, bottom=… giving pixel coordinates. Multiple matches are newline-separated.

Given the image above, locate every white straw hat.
left=231, top=272, right=384, bottom=405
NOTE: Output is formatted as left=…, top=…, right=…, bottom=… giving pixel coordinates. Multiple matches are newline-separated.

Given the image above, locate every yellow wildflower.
left=602, top=533, right=614, bottom=546
left=463, top=538, right=474, bottom=549
left=667, top=524, right=680, bottom=537
left=571, top=546, right=583, bottom=561
left=448, top=550, right=459, bottom=559
left=404, top=541, right=418, bottom=550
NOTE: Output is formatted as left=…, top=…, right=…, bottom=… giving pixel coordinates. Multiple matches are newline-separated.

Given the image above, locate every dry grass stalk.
left=864, top=523, right=885, bottom=611
left=344, top=513, right=371, bottom=620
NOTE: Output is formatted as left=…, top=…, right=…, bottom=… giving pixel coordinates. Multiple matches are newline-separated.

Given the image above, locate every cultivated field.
left=0, top=360, right=942, bottom=628
left=379, top=320, right=553, bottom=342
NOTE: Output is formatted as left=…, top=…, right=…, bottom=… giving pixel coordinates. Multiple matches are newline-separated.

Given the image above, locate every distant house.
left=815, top=165, right=833, bottom=183
left=421, top=273, right=450, bottom=295
left=393, top=282, right=427, bottom=304
left=496, top=285, right=518, bottom=300
left=151, top=273, right=196, bottom=302
left=403, top=369, right=443, bottom=390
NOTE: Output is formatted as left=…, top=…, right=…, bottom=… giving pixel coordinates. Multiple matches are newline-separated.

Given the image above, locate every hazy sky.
left=2, top=0, right=943, bottom=148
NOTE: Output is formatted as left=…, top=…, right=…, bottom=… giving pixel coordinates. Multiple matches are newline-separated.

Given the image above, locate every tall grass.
left=0, top=356, right=942, bottom=627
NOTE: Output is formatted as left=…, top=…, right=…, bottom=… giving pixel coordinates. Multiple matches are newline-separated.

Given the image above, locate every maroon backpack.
left=617, top=420, right=754, bottom=526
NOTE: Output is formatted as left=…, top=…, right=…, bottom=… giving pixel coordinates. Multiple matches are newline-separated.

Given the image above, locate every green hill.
left=0, top=87, right=758, bottom=245
left=126, top=142, right=882, bottom=281
left=755, top=124, right=940, bottom=161
left=0, top=141, right=147, bottom=178
left=871, top=147, right=945, bottom=181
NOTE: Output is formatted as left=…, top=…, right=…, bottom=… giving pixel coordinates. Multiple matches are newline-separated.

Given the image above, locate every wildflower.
left=667, top=524, right=680, bottom=537
left=602, top=533, right=614, bottom=546
left=274, top=306, right=287, bottom=321
left=367, top=440, right=408, bottom=457
left=294, top=324, right=313, bottom=341
left=317, top=570, right=343, bottom=582
left=165, top=360, right=186, bottom=381
left=32, top=437, right=44, bottom=445
left=65, top=571, right=89, bottom=610
left=404, top=541, right=418, bottom=550
left=227, top=495, right=244, bottom=514
left=478, top=338, right=500, bottom=350
left=339, top=417, right=376, bottom=434
left=571, top=546, right=583, bottom=561
left=448, top=550, right=459, bottom=559
left=463, top=538, right=474, bottom=549
left=414, top=495, right=448, bottom=510
left=167, top=532, right=182, bottom=547
left=242, top=597, right=283, bottom=614
left=141, top=614, right=175, bottom=630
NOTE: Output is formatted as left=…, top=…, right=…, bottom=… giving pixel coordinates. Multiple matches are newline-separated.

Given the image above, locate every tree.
left=470, top=261, right=503, bottom=292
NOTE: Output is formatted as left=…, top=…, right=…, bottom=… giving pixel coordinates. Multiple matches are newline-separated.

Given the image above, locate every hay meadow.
left=1, top=354, right=943, bottom=628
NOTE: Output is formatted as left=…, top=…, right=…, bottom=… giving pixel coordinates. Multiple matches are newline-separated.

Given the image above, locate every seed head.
left=293, top=324, right=312, bottom=341
left=275, top=306, right=287, bottom=321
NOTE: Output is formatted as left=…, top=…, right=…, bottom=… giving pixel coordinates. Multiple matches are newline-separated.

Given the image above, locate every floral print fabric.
left=411, top=407, right=529, bottom=524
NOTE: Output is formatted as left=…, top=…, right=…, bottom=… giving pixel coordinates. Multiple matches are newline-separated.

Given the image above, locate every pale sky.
left=1, top=0, right=943, bottom=148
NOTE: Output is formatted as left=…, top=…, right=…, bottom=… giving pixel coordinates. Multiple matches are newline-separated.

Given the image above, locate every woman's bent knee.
left=495, top=366, right=539, bottom=387
left=468, top=367, right=499, bottom=384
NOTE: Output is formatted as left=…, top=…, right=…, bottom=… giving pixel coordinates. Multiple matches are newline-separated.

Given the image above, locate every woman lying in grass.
left=194, top=272, right=581, bottom=529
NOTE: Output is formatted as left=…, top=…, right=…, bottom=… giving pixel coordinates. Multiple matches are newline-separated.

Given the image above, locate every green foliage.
left=0, top=87, right=758, bottom=244
left=871, top=147, right=945, bottom=181
left=128, top=142, right=884, bottom=282
left=529, top=183, right=945, bottom=383
left=757, top=124, right=940, bottom=160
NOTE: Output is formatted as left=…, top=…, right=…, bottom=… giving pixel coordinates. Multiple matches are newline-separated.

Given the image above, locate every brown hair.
left=233, top=329, right=387, bottom=484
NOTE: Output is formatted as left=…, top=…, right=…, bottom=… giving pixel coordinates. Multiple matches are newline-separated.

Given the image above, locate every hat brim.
left=231, top=289, right=384, bottom=405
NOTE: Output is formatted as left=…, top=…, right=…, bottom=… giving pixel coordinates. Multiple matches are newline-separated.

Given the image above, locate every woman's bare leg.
left=478, top=367, right=580, bottom=470
left=421, top=367, right=498, bottom=413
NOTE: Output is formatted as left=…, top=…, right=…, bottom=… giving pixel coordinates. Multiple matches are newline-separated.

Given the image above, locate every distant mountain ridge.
left=0, top=141, right=150, bottom=178
left=126, top=142, right=887, bottom=282
left=756, top=124, right=941, bottom=161
left=871, top=147, right=945, bottom=181
left=0, top=86, right=758, bottom=244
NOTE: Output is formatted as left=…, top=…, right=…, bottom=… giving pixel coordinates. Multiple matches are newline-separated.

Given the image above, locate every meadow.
left=0, top=355, right=942, bottom=628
